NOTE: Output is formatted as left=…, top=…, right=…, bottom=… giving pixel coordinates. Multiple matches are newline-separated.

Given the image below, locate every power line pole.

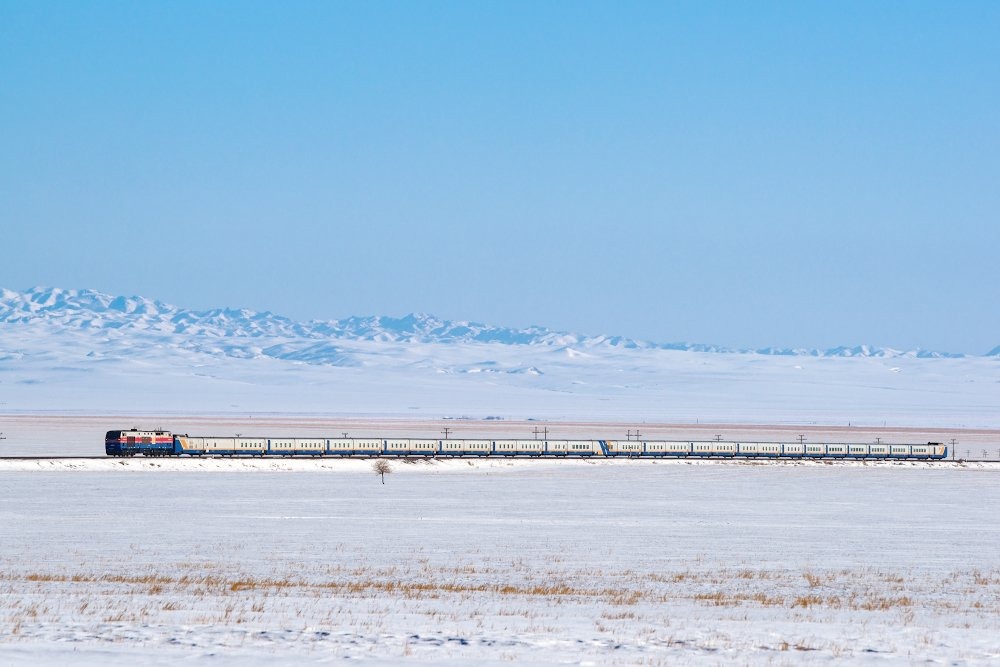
left=442, top=427, right=451, bottom=440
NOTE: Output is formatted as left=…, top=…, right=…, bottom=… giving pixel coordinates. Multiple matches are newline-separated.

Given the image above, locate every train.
left=105, top=429, right=948, bottom=459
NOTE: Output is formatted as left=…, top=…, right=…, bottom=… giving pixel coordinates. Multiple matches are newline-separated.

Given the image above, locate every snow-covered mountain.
left=0, top=287, right=973, bottom=360
left=1, top=286, right=997, bottom=426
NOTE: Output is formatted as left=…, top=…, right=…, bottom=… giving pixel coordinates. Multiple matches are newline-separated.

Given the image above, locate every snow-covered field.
left=2, top=460, right=999, bottom=664
left=3, top=288, right=1000, bottom=663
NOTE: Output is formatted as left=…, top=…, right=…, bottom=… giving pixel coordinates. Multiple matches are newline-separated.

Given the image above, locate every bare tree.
left=373, top=459, right=392, bottom=484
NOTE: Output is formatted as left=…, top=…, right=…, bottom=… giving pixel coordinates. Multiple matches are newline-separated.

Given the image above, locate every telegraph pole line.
left=442, top=427, right=451, bottom=440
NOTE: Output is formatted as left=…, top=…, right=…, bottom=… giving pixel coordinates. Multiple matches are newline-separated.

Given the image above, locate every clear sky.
left=2, top=2, right=998, bottom=353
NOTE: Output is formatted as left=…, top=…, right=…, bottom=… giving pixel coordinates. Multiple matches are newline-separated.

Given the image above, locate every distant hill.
left=0, top=287, right=972, bottom=363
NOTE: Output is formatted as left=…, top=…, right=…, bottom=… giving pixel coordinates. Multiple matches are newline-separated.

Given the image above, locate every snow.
left=1, top=461, right=999, bottom=663
left=1, top=287, right=999, bottom=427
left=3, top=287, right=1000, bottom=663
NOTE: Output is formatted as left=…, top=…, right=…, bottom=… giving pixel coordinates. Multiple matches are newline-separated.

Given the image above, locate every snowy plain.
left=3, top=287, right=1000, bottom=664
left=2, top=461, right=1000, bottom=665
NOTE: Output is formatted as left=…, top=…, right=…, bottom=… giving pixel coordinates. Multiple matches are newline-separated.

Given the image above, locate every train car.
left=824, top=444, right=848, bottom=458
left=870, top=443, right=890, bottom=457
left=268, top=438, right=295, bottom=454
left=737, top=442, right=783, bottom=457
left=492, top=440, right=519, bottom=456
left=762, top=443, right=783, bottom=457
left=222, top=437, right=268, bottom=455
left=352, top=439, right=385, bottom=455
left=782, top=443, right=805, bottom=457
left=411, top=439, right=440, bottom=455
left=911, top=443, right=945, bottom=459
left=578, top=440, right=602, bottom=456
left=804, top=444, right=826, bottom=458
left=174, top=435, right=204, bottom=455
left=385, top=439, right=438, bottom=456
left=692, top=441, right=737, bottom=457
left=440, top=439, right=492, bottom=456
left=105, top=429, right=173, bottom=456
left=848, top=444, right=870, bottom=458
left=514, top=440, right=545, bottom=455
left=556, top=440, right=601, bottom=456
left=203, top=437, right=236, bottom=453
left=326, top=438, right=354, bottom=455
left=643, top=441, right=692, bottom=457
left=268, top=438, right=323, bottom=455
left=605, top=440, right=643, bottom=457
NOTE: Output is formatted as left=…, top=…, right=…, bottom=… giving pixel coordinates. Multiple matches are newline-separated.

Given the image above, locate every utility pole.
left=532, top=426, right=548, bottom=440
left=442, top=427, right=451, bottom=440
left=797, top=435, right=806, bottom=445
left=342, top=432, right=349, bottom=439
left=714, top=434, right=722, bottom=442
left=950, top=439, right=957, bottom=461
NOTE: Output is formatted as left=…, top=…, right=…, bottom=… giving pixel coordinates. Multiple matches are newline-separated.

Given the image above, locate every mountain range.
left=1, top=287, right=997, bottom=426
left=0, top=287, right=982, bottom=362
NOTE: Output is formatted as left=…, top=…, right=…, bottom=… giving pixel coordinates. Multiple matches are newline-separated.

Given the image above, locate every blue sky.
left=2, top=2, right=998, bottom=353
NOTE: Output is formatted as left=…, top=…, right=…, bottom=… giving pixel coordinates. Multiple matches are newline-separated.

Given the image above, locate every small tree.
left=373, top=459, right=392, bottom=484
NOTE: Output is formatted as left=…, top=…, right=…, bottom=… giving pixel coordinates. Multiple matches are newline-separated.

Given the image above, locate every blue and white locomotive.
left=106, top=429, right=947, bottom=459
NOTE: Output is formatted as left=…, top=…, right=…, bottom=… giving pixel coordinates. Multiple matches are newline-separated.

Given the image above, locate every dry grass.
left=6, top=565, right=998, bottom=613
left=1, top=563, right=998, bottom=653
left=803, top=571, right=823, bottom=588
left=859, top=596, right=912, bottom=611
left=791, top=594, right=826, bottom=608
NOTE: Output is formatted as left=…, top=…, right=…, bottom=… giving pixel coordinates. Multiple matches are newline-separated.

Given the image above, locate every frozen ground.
left=2, top=461, right=1000, bottom=664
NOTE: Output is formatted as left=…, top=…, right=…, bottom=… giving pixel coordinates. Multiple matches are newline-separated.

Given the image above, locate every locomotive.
left=105, top=429, right=947, bottom=459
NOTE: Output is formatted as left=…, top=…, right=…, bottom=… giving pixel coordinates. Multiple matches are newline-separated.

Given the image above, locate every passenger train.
left=105, top=429, right=947, bottom=460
